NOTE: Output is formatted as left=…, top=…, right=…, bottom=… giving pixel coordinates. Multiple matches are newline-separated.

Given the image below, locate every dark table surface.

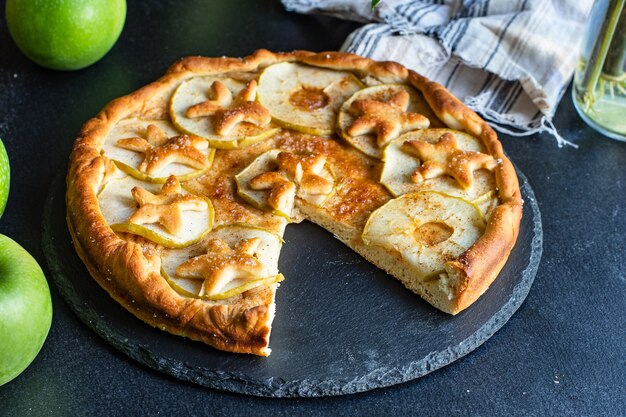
left=0, top=1, right=624, bottom=416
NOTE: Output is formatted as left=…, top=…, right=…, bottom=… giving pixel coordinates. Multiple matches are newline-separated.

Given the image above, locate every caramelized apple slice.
left=362, top=191, right=485, bottom=280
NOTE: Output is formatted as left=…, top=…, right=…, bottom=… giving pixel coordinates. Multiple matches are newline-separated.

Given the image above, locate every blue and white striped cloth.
left=282, top=0, right=593, bottom=146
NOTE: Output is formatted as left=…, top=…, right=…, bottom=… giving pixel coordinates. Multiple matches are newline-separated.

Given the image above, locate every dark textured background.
left=0, top=0, right=624, bottom=415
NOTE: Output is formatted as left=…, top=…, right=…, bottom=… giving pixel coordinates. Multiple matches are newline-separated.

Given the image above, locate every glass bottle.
left=573, top=0, right=626, bottom=142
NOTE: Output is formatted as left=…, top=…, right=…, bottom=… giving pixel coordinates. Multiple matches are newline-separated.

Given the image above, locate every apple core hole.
left=289, top=86, right=329, bottom=111
left=414, top=221, right=454, bottom=247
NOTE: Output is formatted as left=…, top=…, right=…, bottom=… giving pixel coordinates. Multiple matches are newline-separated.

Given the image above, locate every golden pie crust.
left=66, top=50, right=522, bottom=356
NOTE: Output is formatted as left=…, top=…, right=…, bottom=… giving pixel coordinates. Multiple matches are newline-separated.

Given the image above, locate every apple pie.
left=66, top=50, right=522, bottom=356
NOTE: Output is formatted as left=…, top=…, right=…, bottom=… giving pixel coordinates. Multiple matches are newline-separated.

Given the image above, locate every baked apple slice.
left=170, top=76, right=279, bottom=149
left=160, top=224, right=284, bottom=300
left=98, top=174, right=214, bottom=248
left=380, top=129, right=499, bottom=216
left=337, top=84, right=439, bottom=159
left=235, top=150, right=295, bottom=219
left=257, top=62, right=363, bottom=136
left=235, top=149, right=335, bottom=219
left=362, top=191, right=486, bottom=280
left=101, top=118, right=215, bottom=183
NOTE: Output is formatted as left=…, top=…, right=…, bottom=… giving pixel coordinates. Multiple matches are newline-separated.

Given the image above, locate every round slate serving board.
left=43, top=168, right=542, bottom=397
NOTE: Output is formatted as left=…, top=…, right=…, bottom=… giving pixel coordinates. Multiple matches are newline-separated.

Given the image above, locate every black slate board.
left=42, top=168, right=542, bottom=397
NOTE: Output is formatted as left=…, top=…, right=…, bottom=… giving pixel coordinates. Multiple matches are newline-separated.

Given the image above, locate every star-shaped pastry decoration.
left=275, top=152, right=333, bottom=195
left=116, top=124, right=210, bottom=175
left=248, top=152, right=333, bottom=212
left=128, top=175, right=209, bottom=235
left=249, top=171, right=296, bottom=213
left=346, top=90, right=430, bottom=148
left=185, top=80, right=271, bottom=136
left=175, top=237, right=267, bottom=297
left=401, top=132, right=497, bottom=189
left=185, top=80, right=233, bottom=116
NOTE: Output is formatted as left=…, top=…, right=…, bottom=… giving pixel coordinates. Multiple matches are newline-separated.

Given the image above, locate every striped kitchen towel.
left=282, top=0, right=594, bottom=146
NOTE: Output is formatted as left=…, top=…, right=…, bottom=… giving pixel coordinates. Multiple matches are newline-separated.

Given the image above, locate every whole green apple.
left=0, top=234, right=52, bottom=386
left=0, top=138, right=8, bottom=219
left=5, top=0, right=127, bottom=70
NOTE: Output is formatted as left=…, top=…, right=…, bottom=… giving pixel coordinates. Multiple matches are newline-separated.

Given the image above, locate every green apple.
left=0, top=234, right=52, bottom=386
left=5, top=0, right=126, bottom=70
left=0, top=138, right=9, bottom=219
